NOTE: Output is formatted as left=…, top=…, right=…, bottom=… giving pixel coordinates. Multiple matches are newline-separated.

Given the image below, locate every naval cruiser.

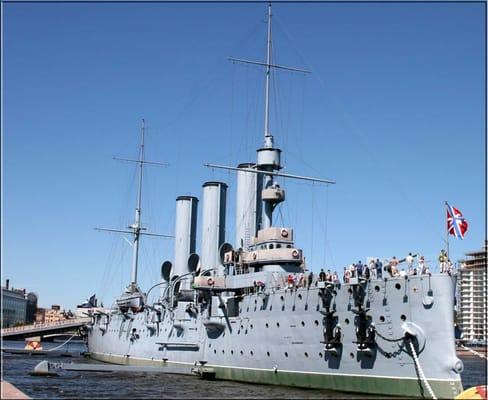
left=84, top=5, right=464, bottom=398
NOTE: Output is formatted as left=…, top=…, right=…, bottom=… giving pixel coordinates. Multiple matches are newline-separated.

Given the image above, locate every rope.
left=46, top=333, right=78, bottom=352
left=458, top=344, right=488, bottom=360
left=408, top=339, right=437, bottom=399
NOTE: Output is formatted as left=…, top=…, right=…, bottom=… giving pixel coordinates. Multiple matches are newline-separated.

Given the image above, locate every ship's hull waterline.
left=89, top=351, right=462, bottom=398
left=87, top=274, right=463, bottom=398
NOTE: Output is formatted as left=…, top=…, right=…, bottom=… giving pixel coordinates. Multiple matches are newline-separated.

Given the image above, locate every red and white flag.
left=446, top=203, right=468, bottom=239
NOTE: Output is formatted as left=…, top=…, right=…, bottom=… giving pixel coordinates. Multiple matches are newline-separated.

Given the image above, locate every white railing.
left=1, top=318, right=90, bottom=335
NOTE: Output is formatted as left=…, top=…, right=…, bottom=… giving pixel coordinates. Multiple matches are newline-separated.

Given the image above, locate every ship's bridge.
left=241, top=227, right=303, bottom=267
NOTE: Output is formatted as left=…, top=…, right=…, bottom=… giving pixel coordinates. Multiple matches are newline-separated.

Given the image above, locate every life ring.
left=207, top=278, right=214, bottom=286
left=292, top=249, right=299, bottom=258
left=252, top=252, right=257, bottom=260
left=281, top=228, right=289, bottom=238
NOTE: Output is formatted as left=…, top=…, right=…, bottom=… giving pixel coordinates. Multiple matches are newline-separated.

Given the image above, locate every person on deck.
left=406, top=252, right=414, bottom=275
left=307, top=271, right=314, bottom=288
left=389, top=256, right=399, bottom=277
left=356, top=261, right=363, bottom=277
left=319, top=268, right=326, bottom=282
left=438, top=249, right=448, bottom=273
left=375, top=259, right=383, bottom=279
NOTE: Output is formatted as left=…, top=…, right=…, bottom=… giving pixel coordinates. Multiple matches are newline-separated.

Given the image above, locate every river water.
left=2, top=341, right=486, bottom=399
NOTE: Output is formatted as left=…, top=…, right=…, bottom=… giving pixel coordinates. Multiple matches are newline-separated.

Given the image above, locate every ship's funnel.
left=200, top=181, right=227, bottom=275
left=172, top=196, right=198, bottom=280
left=235, top=163, right=262, bottom=249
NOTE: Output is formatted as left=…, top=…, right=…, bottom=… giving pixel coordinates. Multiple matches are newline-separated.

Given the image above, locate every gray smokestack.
left=172, top=196, right=198, bottom=279
left=235, top=163, right=262, bottom=250
left=200, top=182, right=227, bottom=275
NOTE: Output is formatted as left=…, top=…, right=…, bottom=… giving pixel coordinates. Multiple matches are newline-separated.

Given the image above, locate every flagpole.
left=445, top=200, right=450, bottom=259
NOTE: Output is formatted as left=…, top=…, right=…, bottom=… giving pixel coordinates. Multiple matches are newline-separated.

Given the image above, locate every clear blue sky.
left=3, top=2, right=485, bottom=310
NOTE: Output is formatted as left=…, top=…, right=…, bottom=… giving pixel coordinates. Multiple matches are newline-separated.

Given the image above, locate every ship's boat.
left=85, top=5, right=464, bottom=398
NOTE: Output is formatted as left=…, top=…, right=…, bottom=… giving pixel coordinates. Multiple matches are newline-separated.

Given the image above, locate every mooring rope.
left=46, top=333, right=78, bottom=352
left=408, top=339, right=437, bottom=399
left=458, top=344, right=488, bottom=360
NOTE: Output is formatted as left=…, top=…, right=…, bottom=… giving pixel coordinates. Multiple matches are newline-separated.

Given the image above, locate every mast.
left=264, top=2, right=272, bottom=147
left=95, top=120, right=173, bottom=299
left=130, top=119, right=145, bottom=285
left=218, top=4, right=325, bottom=235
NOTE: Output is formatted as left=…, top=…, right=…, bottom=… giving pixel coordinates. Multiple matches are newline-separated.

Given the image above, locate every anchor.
left=320, top=293, right=342, bottom=355
left=320, top=310, right=342, bottom=355
left=352, top=306, right=375, bottom=355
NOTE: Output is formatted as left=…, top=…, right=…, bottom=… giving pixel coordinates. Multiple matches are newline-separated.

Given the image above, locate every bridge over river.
left=1, top=318, right=90, bottom=340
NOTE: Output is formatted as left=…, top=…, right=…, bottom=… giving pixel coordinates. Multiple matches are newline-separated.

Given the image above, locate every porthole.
left=250, top=324, right=254, bottom=329
left=214, top=349, right=216, bottom=354
left=245, top=330, right=248, bottom=335
left=250, top=351, right=254, bottom=356
left=266, top=323, right=269, bottom=328
left=395, top=283, right=401, bottom=290
left=314, top=320, right=319, bottom=326
left=304, top=352, right=309, bottom=358
left=240, top=350, right=243, bottom=355
left=255, top=299, right=257, bottom=304
left=374, top=285, right=380, bottom=292
left=400, top=314, right=406, bottom=321
left=379, top=316, right=385, bottom=322
left=298, top=294, right=302, bottom=300
left=284, top=352, right=288, bottom=357
left=280, top=296, right=284, bottom=301
left=222, top=350, right=225, bottom=354
left=345, top=318, right=350, bottom=325
left=231, top=350, right=234, bottom=355
left=277, top=322, right=280, bottom=328
left=319, top=352, right=323, bottom=358
left=301, top=321, right=305, bottom=327
left=349, top=352, right=354, bottom=359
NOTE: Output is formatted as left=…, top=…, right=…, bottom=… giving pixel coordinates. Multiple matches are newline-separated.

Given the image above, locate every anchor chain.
left=408, top=339, right=437, bottom=400
left=374, top=329, right=405, bottom=343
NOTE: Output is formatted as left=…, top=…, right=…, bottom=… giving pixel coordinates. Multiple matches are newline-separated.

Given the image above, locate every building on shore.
left=1, top=280, right=38, bottom=327
left=1, top=280, right=28, bottom=328
left=457, top=241, right=487, bottom=343
left=36, top=304, right=67, bottom=323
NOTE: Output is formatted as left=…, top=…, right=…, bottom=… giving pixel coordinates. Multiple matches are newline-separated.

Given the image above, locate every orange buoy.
left=25, top=340, right=43, bottom=351
left=455, top=385, right=487, bottom=400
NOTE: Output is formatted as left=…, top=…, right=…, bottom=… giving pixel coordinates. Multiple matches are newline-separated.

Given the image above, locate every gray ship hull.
left=87, top=274, right=463, bottom=398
